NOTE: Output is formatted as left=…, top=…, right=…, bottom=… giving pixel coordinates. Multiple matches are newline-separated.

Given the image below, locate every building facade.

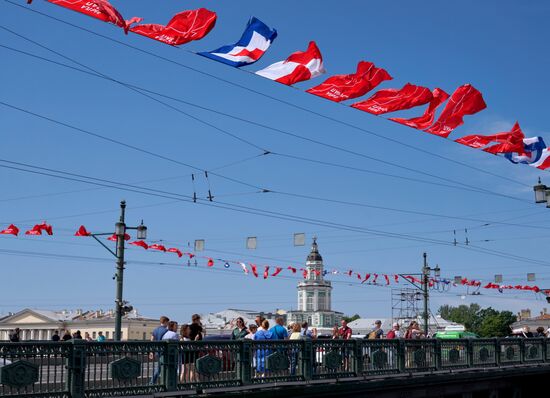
left=287, top=238, right=343, bottom=329
left=0, top=308, right=158, bottom=341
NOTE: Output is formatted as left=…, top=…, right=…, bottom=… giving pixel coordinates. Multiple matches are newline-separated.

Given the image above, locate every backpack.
left=386, top=330, right=396, bottom=339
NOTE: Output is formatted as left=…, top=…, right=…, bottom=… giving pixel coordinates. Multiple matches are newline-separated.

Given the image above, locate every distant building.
left=0, top=308, right=158, bottom=341
left=286, top=238, right=343, bottom=330
left=511, top=308, right=550, bottom=333
left=201, top=309, right=285, bottom=335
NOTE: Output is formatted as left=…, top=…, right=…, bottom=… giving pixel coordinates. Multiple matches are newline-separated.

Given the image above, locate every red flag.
left=373, top=274, right=379, bottom=284
left=351, top=83, right=432, bottom=115
left=207, top=258, right=214, bottom=267
left=455, top=122, right=525, bottom=154
left=186, top=252, right=195, bottom=259
left=251, top=264, right=259, bottom=278
left=394, top=275, right=399, bottom=283
left=130, top=240, right=148, bottom=249
left=74, top=225, right=91, bottom=237
left=302, top=269, right=308, bottom=279
left=36, top=222, right=53, bottom=235
left=129, top=9, right=217, bottom=46
left=37, top=0, right=142, bottom=33
left=149, top=244, right=167, bottom=252
left=0, top=224, right=19, bottom=236
left=287, top=266, right=297, bottom=274
left=390, top=88, right=449, bottom=129
left=25, top=228, right=42, bottom=236
left=306, top=61, right=392, bottom=102
left=425, top=84, right=487, bottom=138
left=346, top=270, right=353, bottom=276
left=384, top=275, right=390, bottom=285
left=272, top=267, right=283, bottom=277
left=356, top=273, right=362, bottom=280
left=263, top=266, right=270, bottom=279
left=361, top=273, right=371, bottom=284
left=167, top=248, right=183, bottom=257
left=107, top=233, right=131, bottom=241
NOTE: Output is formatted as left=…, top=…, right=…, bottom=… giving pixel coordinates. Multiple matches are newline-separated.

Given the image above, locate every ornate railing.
left=1, top=338, right=549, bottom=397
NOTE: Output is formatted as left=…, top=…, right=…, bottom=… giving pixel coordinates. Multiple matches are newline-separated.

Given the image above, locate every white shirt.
left=162, top=330, right=179, bottom=341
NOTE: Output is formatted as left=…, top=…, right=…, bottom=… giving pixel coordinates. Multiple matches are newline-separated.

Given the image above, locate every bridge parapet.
left=0, top=338, right=549, bottom=397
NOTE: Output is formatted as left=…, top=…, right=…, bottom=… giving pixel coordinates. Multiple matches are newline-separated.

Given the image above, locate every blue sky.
left=1, top=0, right=550, bottom=323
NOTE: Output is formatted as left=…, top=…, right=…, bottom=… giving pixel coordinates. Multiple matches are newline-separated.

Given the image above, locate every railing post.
left=434, top=339, right=441, bottom=370
left=238, top=340, right=252, bottom=385
left=519, top=338, right=525, bottom=364
left=543, top=337, right=548, bottom=363
left=66, top=340, right=86, bottom=398
left=495, top=338, right=501, bottom=367
left=302, top=339, right=313, bottom=381
left=397, top=339, right=406, bottom=372
left=467, top=339, right=474, bottom=368
left=162, top=341, right=178, bottom=391
left=352, top=339, right=363, bottom=376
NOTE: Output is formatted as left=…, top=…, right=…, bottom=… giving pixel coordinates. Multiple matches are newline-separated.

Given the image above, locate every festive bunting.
left=224, top=262, right=231, bottom=268
left=167, top=247, right=183, bottom=257
left=207, top=258, right=214, bottom=267
left=263, top=265, right=270, bottom=279
left=503, top=137, right=549, bottom=169
left=251, top=263, right=259, bottom=277
left=107, top=233, right=131, bottom=241
left=149, top=243, right=167, bottom=252
left=361, top=273, right=371, bottom=284
left=74, top=225, right=91, bottom=236
left=287, top=266, right=297, bottom=274
left=351, top=83, right=432, bottom=115
left=26, top=222, right=53, bottom=236
left=425, top=84, right=487, bottom=138
left=390, top=88, right=449, bottom=129
left=240, top=262, right=249, bottom=274
left=306, top=61, right=392, bottom=102
left=455, top=122, right=525, bottom=154
left=198, top=17, right=277, bottom=67
left=129, top=9, right=217, bottom=46
left=29, top=0, right=142, bottom=34
left=272, top=267, right=283, bottom=277
left=130, top=240, right=149, bottom=249
left=0, top=224, right=19, bottom=236
left=384, top=275, right=390, bottom=285
left=25, top=228, right=42, bottom=236
left=256, top=41, right=325, bottom=86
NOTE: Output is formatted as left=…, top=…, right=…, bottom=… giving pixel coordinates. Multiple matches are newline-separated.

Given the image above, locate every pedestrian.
left=404, top=321, right=423, bottom=339
left=231, top=317, right=248, bottom=340
left=189, top=314, right=204, bottom=341
left=9, top=328, right=20, bottom=342
left=162, top=321, right=179, bottom=341
left=289, top=323, right=303, bottom=340
left=179, top=324, right=193, bottom=383
left=254, top=320, right=273, bottom=375
left=534, top=327, right=546, bottom=337
left=331, top=325, right=339, bottom=339
left=150, top=316, right=170, bottom=385
left=96, top=331, right=106, bottom=342
left=73, top=330, right=83, bottom=340
left=84, top=332, right=92, bottom=341
left=521, top=326, right=534, bottom=338
left=301, top=322, right=313, bottom=339
left=62, top=330, right=72, bottom=341
left=269, top=317, right=289, bottom=340
left=289, top=323, right=303, bottom=375
left=338, top=320, right=352, bottom=340
left=51, top=330, right=60, bottom=342
left=245, top=324, right=258, bottom=340
left=386, top=323, right=401, bottom=339
left=367, top=320, right=383, bottom=339
left=255, top=315, right=265, bottom=327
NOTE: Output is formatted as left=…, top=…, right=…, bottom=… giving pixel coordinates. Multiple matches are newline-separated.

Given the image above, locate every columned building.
left=287, top=238, right=343, bottom=330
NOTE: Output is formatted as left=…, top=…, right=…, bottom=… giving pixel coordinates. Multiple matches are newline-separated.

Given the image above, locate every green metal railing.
left=1, top=338, right=549, bottom=397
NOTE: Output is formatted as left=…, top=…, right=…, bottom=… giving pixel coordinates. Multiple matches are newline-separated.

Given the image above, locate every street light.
left=534, top=178, right=550, bottom=206
left=421, top=253, right=441, bottom=337
left=90, top=200, right=147, bottom=341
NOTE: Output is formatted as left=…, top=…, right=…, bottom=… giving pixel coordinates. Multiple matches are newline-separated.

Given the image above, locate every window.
left=318, top=291, right=326, bottom=310
left=306, top=292, right=314, bottom=311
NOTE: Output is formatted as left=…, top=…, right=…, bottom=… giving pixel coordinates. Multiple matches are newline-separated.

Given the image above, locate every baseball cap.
left=375, top=320, right=382, bottom=324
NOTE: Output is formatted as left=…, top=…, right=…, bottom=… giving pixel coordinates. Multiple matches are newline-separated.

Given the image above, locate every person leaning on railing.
left=231, top=317, right=249, bottom=340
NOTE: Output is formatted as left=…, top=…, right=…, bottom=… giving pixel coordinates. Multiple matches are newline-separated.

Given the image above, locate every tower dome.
left=307, top=237, right=323, bottom=262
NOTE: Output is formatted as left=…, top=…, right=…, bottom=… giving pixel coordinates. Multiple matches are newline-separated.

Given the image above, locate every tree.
left=437, top=304, right=516, bottom=337
left=343, top=314, right=361, bottom=323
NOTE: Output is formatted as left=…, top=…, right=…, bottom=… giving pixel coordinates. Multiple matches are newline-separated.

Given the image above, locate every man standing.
left=367, top=320, right=384, bottom=339
left=150, top=316, right=169, bottom=385
left=386, top=323, right=401, bottom=339
left=269, top=317, right=289, bottom=340
left=51, top=331, right=60, bottom=342
left=338, top=320, right=352, bottom=340
left=96, top=331, right=106, bottom=342
left=9, top=328, right=20, bottom=342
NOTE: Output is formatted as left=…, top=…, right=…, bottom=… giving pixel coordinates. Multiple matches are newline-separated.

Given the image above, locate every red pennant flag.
left=356, top=273, right=362, bottom=280
left=361, top=273, right=371, bottom=284
left=34, top=0, right=142, bottom=33
left=455, top=122, right=525, bottom=154
left=302, top=269, right=308, bottom=279
left=251, top=264, right=259, bottom=278
left=0, top=224, right=19, bottom=236
left=25, top=228, right=42, bottom=236
left=186, top=252, right=195, bottom=259
left=74, top=225, right=91, bottom=237
left=167, top=248, right=183, bottom=257
left=287, top=266, right=297, bottom=274
left=36, top=222, right=53, bottom=235
left=373, top=274, right=379, bottom=284
left=272, top=267, right=283, bottom=277
left=390, top=88, right=449, bottom=129
left=394, top=275, right=399, bottom=283
left=425, top=84, right=487, bottom=138
left=347, top=270, right=353, bottom=276
left=130, top=9, right=217, bottom=46
left=149, top=244, right=167, bottom=252
left=306, top=61, right=392, bottom=102
left=107, top=233, right=131, bottom=241
left=384, top=275, right=390, bottom=285
left=263, top=266, right=270, bottom=279
left=207, top=258, right=214, bottom=267
left=130, top=240, right=148, bottom=249
left=351, top=83, right=432, bottom=115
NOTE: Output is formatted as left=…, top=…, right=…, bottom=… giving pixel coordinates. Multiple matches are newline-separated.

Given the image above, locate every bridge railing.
left=0, top=338, right=548, bottom=397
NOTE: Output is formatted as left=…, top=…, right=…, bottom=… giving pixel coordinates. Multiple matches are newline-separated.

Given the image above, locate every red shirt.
left=338, top=326, right=352, bottom=340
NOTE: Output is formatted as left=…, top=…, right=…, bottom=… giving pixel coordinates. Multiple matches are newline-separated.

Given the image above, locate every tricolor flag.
left=352, top=83, right=432, bottom=115
left=307, top=61, right=391, bottom=102
left=503, top=137, right=549, bottom=169
left=129, top=9, right=216, bottom=46
left=198, top=17, right=277, bottom=67
left=255, top=41, right=325, bottom=86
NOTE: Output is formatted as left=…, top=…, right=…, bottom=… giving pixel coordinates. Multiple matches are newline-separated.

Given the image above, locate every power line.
left=5, top=0, right=531, bottom=190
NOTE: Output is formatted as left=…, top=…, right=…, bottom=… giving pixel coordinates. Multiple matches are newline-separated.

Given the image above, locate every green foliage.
left=343, top=314, right=361, bottom=323
left=437, top=304, right=517, bottom=337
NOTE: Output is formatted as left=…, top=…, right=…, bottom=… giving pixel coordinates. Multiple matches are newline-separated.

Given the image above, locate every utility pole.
left=114, top=201, right=126, bottom=342
left=422, top=252, right=429, bottom=336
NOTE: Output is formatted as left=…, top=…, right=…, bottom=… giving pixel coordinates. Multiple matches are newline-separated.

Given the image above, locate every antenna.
left=191, top=174, right=197, bottom=203
left=464, top=228, right=470, bottom=246
left=205, top=171, right=213, bottom=201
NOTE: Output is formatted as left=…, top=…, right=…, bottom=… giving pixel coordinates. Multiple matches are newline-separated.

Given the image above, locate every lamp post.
left=90, top=200, right=147, bottom=341
left=421, top=253, right=440, bottom=336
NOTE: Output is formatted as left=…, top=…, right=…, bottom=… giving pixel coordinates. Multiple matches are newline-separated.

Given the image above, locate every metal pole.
left=114, top=200, right=126, bottom=341
left=422, top=252, right=429, bottom=337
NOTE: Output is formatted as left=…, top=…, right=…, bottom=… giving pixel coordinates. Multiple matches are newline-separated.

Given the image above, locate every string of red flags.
left=306, top=61, right=392, bottom=102
left=255, top=41, right=325, bottom=86
left=0, top=221, right=545, bottom=297
left=17, top=2, right=548, bottom=173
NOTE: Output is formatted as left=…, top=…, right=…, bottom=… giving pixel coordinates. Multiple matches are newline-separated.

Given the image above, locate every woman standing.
left=253, top=320, right=273, bottom=375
